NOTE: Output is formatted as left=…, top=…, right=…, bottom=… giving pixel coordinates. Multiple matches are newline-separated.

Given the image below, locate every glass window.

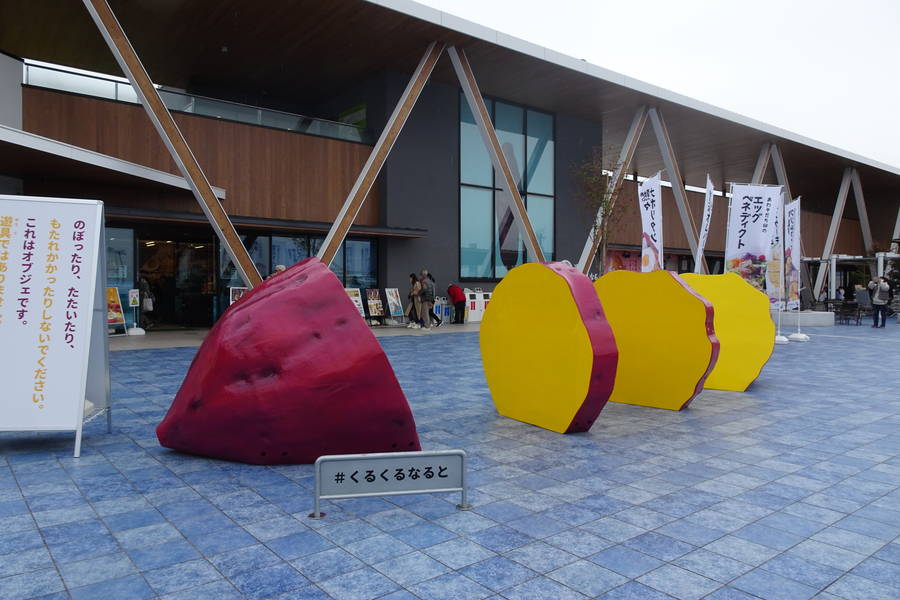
left=345, top=239, right=377, bottom=289
left=526, top=110, right=554, bottom=195
left=106, top=227, right=135, bottom=326
left=220, top=234, right=270, bottom=287
left=271, top=236, right=310, bottom=267
left=494, top=102, right=525, bottom=187
left=458, top=96, right=555, bottom=279
left=460, top=187, right=493, bottom=278
left=527, top=195, right=554, bottom=261
left=460, top=93, right=493, bottom=187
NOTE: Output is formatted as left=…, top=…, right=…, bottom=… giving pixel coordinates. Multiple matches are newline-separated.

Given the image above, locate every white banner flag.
left=784, top=197, right=802, bottom=310
left=766, top=193, right=785, bottom=308
left=725, top=183, right=783, bottom=291
left=638, top=172, right=663, bottom=272
left=694, top=174, right=715, bottom=273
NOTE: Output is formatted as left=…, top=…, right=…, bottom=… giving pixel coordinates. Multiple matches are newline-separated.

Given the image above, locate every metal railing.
left=23, top=63, right=373, bottom=144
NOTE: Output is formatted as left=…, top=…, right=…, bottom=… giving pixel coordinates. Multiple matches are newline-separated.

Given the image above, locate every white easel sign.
left=0, top=195, right=110, bottom=456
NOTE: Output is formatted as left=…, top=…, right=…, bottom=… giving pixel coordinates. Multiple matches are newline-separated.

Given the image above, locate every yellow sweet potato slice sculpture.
left=681, top=273, right=774, bottom=392
left=595, top=270, right=718, bottom=410
left=480, top=262, right=618, bottom=433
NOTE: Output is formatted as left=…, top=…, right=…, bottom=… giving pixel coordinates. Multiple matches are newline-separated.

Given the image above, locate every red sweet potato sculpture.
left=157, top=257, right=420, bottom=465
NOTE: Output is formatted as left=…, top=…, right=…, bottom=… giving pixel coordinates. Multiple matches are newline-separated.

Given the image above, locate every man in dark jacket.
left=419, top=269, right=435, bottom=330
left=447, top=283, right=466, bottom=324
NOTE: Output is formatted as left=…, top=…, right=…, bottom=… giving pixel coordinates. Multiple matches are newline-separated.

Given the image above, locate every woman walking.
left=405, top=272, right=422, bottom=329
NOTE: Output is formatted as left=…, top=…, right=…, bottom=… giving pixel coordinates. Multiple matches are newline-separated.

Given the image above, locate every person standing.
left=405, top=273, right=422, bottom=329
left=426, top=273, right=442, bottom=327
left=419, top=269, right=435, bottom=331
left=447, top=283, right=466, bottom=324
left=869, top=276, right=891, bottom=328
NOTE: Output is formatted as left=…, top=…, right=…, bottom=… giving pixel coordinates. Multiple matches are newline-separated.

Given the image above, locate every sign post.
left=0, top=195, right=111, bottom=457
left=126, top=287, right=144, bottom=335
left=311, top=450, right=471, bottom=519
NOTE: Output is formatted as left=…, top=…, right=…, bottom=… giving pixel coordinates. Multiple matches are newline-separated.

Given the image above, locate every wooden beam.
left=648, top=107, right=705, bottom=273
left=318, top=41, right=444, bottom=267
left=82, top=0, right=262, bottom=287
left=751, top=143, right=772, bottom=184
left=814, top=168, right=852, bottom=298
left=577, top=105, right=647, bottom=274
left=448, top=46, right=545, bottom=263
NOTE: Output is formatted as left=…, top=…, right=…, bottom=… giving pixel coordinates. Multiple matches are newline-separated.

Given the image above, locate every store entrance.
left=138, top=238, right=216, bottom=329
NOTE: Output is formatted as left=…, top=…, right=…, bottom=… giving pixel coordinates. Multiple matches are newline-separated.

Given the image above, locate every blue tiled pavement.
left=2, top=324, right=900, bottom=599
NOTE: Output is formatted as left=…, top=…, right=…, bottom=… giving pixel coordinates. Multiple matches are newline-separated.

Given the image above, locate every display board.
left=345, top=288, right=366, bottom=317
left=365, top=289, right=384, bottom=316
left=106, top=287, right=125, bottom=327
left=384, top=288, right=404, bottom=317
left=229, top=286, right=248, bottom=305
left=0, top=195, right=110, bottom=456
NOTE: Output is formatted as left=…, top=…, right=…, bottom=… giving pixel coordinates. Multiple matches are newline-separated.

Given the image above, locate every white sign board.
left=784, top=197, right=802, bottom=310
left=638, top=172, right=663, bottom=272
left=0, top=195, right=109, bottom=455
left=725, top=184, right=783, bottom=292
left=128, top=288, right=140, bottom=307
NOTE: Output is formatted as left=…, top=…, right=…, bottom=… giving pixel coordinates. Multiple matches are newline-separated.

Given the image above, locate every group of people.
left=405, top=270, right=468, bottom=330
left=826, top=277, right=895, bottom=328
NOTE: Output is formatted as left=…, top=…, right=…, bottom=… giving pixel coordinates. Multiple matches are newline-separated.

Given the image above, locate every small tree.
left=574, top=146, right=626, bottom=276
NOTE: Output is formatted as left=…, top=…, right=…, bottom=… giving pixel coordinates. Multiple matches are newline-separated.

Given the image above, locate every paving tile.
left=59, top=551, right=137, bottom=588
left=127, top=538, right=200, bottom=571
left=731, top=568, right=818, bottom=600
left=467, top=524, right=533, bottom=553
left=548, top=559, right=627, bottom=597
left=229, top=563, right=310, bottom=600
left=825, top=573, right=900, bottom=600
left=589, top=545, right=663, bottom=578
left=266, top=530, right=334, bottom=560
left=0, top=546, right=54, bottom=578
left=788, top=539, right=867, bottom=571
left=0, top=567, right=65, bottom=600
left=373, top=550, right=450, bottom=586
left=69, top=574, right=154, bottom=600
left=502, top=576, right=588, bottom=600
left=759, top=552, right=843, bottom=589
left=208, top=543, right=282, bottom=578
left=623, top=532, right=695, bottom=561
left=637, top=564, right=721, bottom=600
left=850, top=556, right=900, bottom=589
left=319, top=567, right=400, bottom=600
left=143, top=558, right=222, bottom=595
left=503, top=540, right=579, bottom=573
left=291, top=547, right=365, bottom=582
left=704, top=535, right=779, bottom=566
left=423, top=537, right=495, bottom=569
left=343, top=533, right=413, bottom=564
left=459, top=556, right=536, bottom=592
left=158, top=579, right=244, bottom=600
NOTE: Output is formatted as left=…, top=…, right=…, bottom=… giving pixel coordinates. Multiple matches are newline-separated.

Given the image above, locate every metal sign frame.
left=311, top=450, right=471, bottom=519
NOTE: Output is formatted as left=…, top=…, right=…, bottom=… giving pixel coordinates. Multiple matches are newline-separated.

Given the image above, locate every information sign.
left=312, top=450, right=470, bottom=518
left=0, top=195, right=111, bottom=456
left=365, top=288, right=384, bottom=316
left=384, top=288, right=404, bottom=317
left=345, top=288, right=365, bottom=317
left=128, top=288, right=140, bottom=307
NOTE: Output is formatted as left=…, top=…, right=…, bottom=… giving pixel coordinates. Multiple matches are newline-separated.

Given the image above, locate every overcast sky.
left=417, top=0, right=900, bottom=171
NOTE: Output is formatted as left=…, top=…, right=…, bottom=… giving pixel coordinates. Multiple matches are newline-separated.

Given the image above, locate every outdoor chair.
left=856, top=293, right=873, bottom=324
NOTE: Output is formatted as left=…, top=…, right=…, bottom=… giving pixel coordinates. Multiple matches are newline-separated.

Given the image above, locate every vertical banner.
left=0, top=196, right=103, bottom=431
left=694, top=175, right=715, bottom=273
left=725, top=184, right=783, bottom=291
left=638, top=172, right=663, bottom=272
left=765, top=193, right=785, bottom=308
left=784, top=197, right=802, bottom=310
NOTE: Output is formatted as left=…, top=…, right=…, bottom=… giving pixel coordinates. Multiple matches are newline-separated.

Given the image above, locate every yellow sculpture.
left=480, top=262, right=618, bottom=433
left=594, top=270, right=718, bottom=411
left=681, top=273, right=774, bottom=392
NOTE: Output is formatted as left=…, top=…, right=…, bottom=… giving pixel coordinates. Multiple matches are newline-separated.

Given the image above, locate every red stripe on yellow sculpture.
left=594, top=270, right=719, bottom=411
left=480, top=262, right=618, bottom=433
left=157, top=258, right=420, bottom=464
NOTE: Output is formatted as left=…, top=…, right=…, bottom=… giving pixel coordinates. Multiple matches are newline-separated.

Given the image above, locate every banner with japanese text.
left=694, top=175, right=715, bottom=273
left=784, top=197, right=802, bottom=310
left=725, top=184, right=783, bottom=291
left=638, top=172, right=663, bottom=272
left=0, top=196, right=103, bottom=430
left=765, top=193, right=785, bottom=308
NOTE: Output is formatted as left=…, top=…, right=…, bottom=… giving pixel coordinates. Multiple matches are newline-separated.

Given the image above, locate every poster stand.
left=0, top=195, right=112, bottom=458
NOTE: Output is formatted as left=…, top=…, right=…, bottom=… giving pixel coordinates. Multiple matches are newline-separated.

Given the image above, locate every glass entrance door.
left=138, top=239, right=215, bottom=328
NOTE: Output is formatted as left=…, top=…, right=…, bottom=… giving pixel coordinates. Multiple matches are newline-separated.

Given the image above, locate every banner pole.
left=775, top=194, right=789, bottom=344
